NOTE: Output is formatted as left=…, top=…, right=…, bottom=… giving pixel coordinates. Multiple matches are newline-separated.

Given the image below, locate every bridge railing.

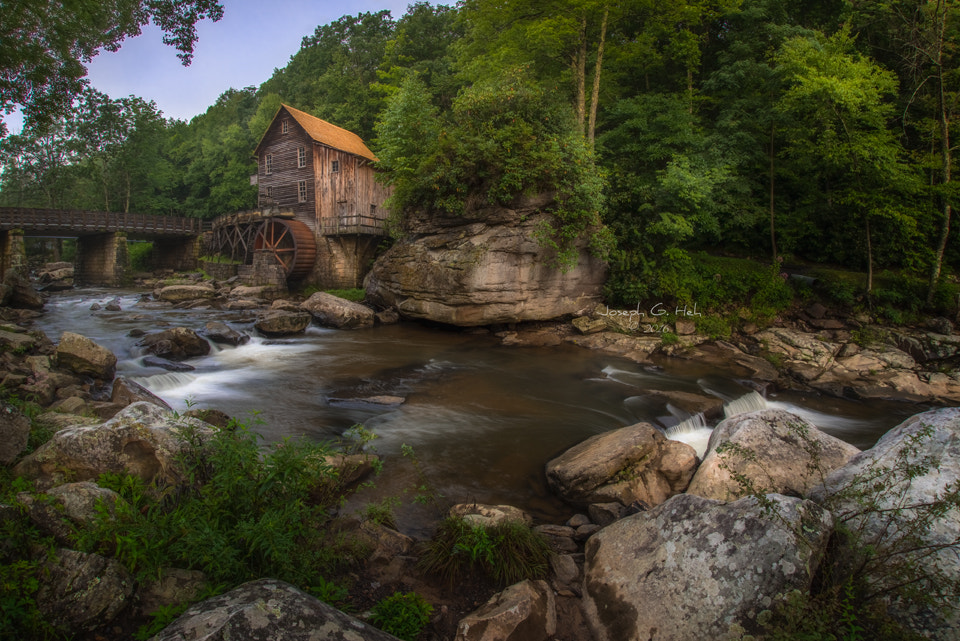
left=0, top=207, right=205, bottom=236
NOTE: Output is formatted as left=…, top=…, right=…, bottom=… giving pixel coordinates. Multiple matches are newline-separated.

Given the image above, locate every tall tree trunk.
left=574, top=15, right=587, bottom=131
left=866, top=212, right=874, bottom=295
left=587, top=5, right=609, bottom=148
left=928, top=66, right=952, bottom=306
left=769, top=122, right=778, bottom=265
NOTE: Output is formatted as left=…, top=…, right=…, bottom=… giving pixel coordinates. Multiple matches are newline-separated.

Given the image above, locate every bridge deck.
left=0, top=207, right=205, bottom=237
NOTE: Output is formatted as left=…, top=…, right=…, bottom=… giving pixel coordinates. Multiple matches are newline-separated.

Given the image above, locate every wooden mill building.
left=245, top=104, right=390, bottom=288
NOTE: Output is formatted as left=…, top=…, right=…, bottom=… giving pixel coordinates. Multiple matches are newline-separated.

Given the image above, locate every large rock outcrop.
left=365, top=200, right=607, bottom=326
left=581, top=493, right=833, bottom=641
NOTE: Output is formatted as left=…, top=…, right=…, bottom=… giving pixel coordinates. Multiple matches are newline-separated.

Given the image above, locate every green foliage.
left=606, top=251, right=794, bottom=321
left=376, top=68, right=611, bottom=269
left=128, top=241, right=153, bottom=272
left=0, top=497, right=60, bottom=640
left=418, top=516, right=552, bottom=587
left=324, top=288, right=366, bottom=302
left=76, top=421, right=352, bottom=594
left=369, top=591, right=434, bottom=641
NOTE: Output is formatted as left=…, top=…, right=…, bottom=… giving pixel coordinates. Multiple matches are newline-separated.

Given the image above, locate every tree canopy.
left=4, top=0, right=960, bottom=313
left=0, top=0, right=223, bottom=136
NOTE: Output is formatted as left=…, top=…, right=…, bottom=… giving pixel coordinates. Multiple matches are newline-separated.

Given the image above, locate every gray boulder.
left=581, top=493, right=833, bottom=641
left=37, top=549, right=133, bottom=632
left=150, top=578, right=402, bottom=641
left=13, top=402, right=215, bottom=489
left=157, top=284, right=217, bottom=303
left=301, top=292, right=375, bottom=329
left=254, top=309, right=312, bottom=336
left=545, top=422, right=697, bottom=507
left=686, top=409, right=861, bottom=502
left=809, top=406, right=960, bottom=639
left=202, top=320, right=249, bottom=346
left=455, top=579, right=556, bottom=641
left=55, top=331, right=117, bottom=379
left=138, top=327, right=211, bottom=360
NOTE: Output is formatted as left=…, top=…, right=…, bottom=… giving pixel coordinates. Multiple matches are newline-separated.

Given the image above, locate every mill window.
left=282, top=119, right=289, bottom=134
left=297, top=146, right=306, bottom=168
left=298, top=180, right=307, bottom=203
left=265, top=154, right=273, bottom=175
left=331, top=160, right=340, bottom=173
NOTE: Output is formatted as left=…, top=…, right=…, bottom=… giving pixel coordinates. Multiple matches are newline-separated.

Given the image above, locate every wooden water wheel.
left=253, top=218, right=317, bottom=280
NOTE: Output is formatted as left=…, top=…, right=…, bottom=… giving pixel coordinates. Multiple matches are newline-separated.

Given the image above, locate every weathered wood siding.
left=257, top=109, right=316, bottom=230
left=313, top=146, right=390, bottom=231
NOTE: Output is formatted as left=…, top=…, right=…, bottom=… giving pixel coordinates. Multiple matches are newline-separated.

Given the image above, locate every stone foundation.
left=75, top=233, right=128, bottom=286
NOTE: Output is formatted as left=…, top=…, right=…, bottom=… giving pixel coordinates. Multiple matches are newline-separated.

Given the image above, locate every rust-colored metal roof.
left=265, top=104, right=378, bottom=162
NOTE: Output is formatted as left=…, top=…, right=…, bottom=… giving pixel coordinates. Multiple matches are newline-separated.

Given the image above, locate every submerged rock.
left=138, top=327, right=210, bottom=360
left=301, top=291, right=375, bottom=329
left=254, top=309, right=312, bottom=336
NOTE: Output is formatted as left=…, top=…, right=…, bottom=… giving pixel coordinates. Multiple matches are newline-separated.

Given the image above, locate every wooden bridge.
left=0, top=207, right=207, bottom=237
left=0, top=206, right=206, bottom=285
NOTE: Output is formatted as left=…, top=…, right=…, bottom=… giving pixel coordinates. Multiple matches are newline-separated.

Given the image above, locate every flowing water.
left=33, top=289, right=926, bottom=535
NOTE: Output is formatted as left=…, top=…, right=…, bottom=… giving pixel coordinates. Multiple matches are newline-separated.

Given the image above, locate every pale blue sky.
left=5, top=0, right=413, bottom=133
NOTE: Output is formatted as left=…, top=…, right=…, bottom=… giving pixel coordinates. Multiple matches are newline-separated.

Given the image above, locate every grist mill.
left=210, top=104, right=392, bottom=289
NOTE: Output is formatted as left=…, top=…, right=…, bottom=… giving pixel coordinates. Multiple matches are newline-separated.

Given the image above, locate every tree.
left=376, top=68, right=610, bottom=267
left=774, top=29, right=917, bottom=292
left=0, top=0, right=223, bottom=136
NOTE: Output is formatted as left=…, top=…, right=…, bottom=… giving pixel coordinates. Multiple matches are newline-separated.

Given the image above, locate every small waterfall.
left=135, top=371, right=198, bottom=392
left=664, top=391, right=769, bottom=457
left=665, top=412, right=712, bottom=458
left=723, top=391, right=768, bottom=419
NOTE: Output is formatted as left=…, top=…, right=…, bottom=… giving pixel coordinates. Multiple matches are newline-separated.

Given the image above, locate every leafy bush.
left=76, top=420, right=354, bottom=593
left=369, top=591, right=433, bottom=641
left=127, top=241, right=153, bottom=272
left=606, top=251, right=794, bottom=320
left=418, top=516, right=552, bottom=586
left=376, top=69, right=611, bottom=269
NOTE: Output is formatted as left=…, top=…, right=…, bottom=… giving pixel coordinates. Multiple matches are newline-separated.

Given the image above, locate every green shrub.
left=369, top=591, right=433, bottom=641
left=76, top=420, right=353, bottom=593
left=418, top=516, right=552, bottom=586
left=324, top=288, right=365, bottom=302
left=128, top=241, right=153, bottom=272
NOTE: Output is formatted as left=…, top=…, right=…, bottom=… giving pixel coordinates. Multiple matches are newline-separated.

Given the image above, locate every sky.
left=4, top=0, right=413, bottom=134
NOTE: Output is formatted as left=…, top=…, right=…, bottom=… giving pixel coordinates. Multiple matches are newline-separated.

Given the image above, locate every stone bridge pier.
left=75, top=233, right=129, bottom=286
left=0, top=230, right=27, bottom=274
left=74, top=234, right=201, bottom=285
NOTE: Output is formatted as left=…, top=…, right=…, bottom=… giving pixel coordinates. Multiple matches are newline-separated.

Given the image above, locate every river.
left=33, top=288, right=923, bottom=535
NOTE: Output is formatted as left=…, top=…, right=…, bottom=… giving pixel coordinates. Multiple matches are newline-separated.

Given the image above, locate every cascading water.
left=32, top=288, right=918, bottom=532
